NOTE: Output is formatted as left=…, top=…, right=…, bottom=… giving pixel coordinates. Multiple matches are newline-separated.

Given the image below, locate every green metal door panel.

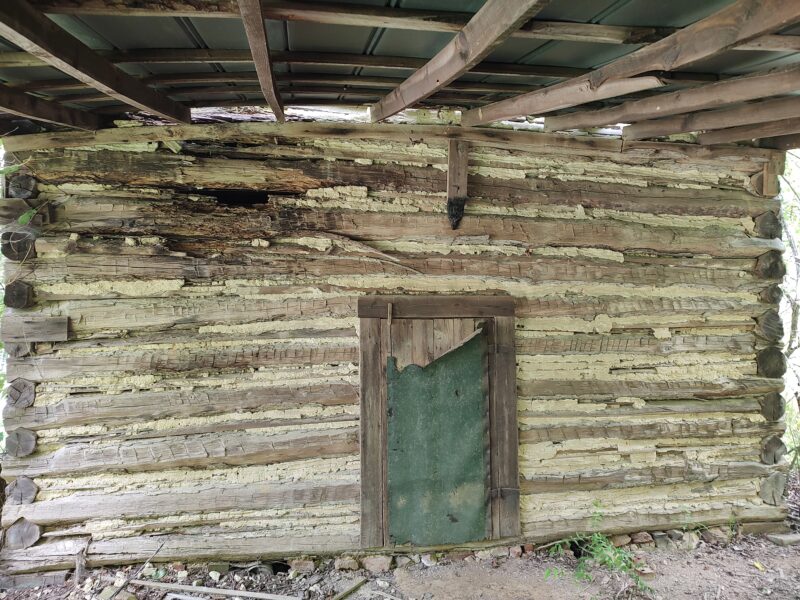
left=386, top=329, right=489, bottom=546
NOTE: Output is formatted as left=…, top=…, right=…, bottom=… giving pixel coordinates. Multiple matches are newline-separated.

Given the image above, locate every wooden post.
left=447, top=139, right=469, bottom=230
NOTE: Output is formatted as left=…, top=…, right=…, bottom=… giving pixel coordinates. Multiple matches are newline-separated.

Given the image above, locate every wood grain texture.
left=237, top=0, right=285, bottom=122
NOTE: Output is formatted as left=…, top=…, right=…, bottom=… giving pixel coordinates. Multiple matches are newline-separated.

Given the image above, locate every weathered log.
left=761, top=435, right=787, bottom=465
left=2, top=427, right=359, bottom=477
left=754, top=250, right=786, bottom=279
left=5, top=378, right=36, bottom=409
left=3, top=281, right=34, bottom=309
left=753, top=211, right=782, bottom=239
left=0, top=315, right=69, bottom=343
left=5, top=476, right=39, bottom=505
left=759, top=283, right=783, bottom=304
left=759, top=472, right=787, bottom=505
left=4, top=342, right=32, bottom=358
left=2, top=480, right=358, bottom=527
left=756, top=347, right=787, bottom=378
left=0, top=231, right=36, bottom=262
left=0, top=570, right=69, bottom=590
left=516, top=333, right=754, bottom=356
left=6, top=174, right=38, bottom=200
left=759, top=392, right=785, bottom=422
left=5, top=519, right=42, bottom=550
left=5, top=429, right=37, bottom=458
left=755, top=309, right=784, bottom=342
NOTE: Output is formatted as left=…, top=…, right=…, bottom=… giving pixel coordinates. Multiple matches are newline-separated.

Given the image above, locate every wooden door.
left=359, top=296, right=519, bottom=549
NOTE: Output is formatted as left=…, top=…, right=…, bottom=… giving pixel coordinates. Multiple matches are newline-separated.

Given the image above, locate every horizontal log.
left=4, top=382, right=357, bottom=431
left=0, top=315, right=68, bottom=342
left=2, top=427, right=359, bottom=477
left=0, top=537, right=90, bottom=575
left=519, top=417, right=780, bottom=444
left=516, top=333, right=754, bottom=356
left=2, top=480, right=359, bottom=528
left=517, top=377, right=782, bottom=400
left=521, top=461, right=773, bottom=493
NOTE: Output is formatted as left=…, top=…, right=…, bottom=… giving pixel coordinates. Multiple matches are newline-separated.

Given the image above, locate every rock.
left=395, top=556, right=413, bottom=568
left=739, top=522, right=790, bottom=536
left=509, top=546, right=523, bottom=558
left=420, top=553, right=438, bottom=567
left=610, top=534, right=631, bottom=547
left=289, top=558, right=315, bottom=574
left=170, top=562, right=186, bottom=571
left=176, top=571, right=189, bottom=580
left=361, top=555, right=393, bottom=573
left=766, top=533, right=800, bottom=546
left=652, top=532, right=674, bottom=551
left=445, top=551, right=472, bottom=561
left=334, top=557, right=360, bottom=571
left=208, top=571, right=221, bottom=582
left=666, top=530, right=684, bottom=541
left=523, top=543, right=535, bottom=554
left=491, top=546, right=510, bottom=558
left=208, top=562, right=229, bottom=575
left=630, top=532, right=653, bottom=544
left=678, top=531, right=700, bottom=551
left=98, top=587, right=136, bottom=600
left=701, top=527, right=729, bottom=545
left=376, top=580, right=390, bottom=589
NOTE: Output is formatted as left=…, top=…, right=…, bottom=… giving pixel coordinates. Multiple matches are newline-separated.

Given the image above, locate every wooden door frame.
left=358, top=295, right=519, bottom=548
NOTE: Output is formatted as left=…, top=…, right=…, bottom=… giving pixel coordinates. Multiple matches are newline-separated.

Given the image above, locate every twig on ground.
left=123, top=578, right=300, bottom=600
left=331, top=577, right=367, bottom=600
left=102, top=542, right=165, bottom=600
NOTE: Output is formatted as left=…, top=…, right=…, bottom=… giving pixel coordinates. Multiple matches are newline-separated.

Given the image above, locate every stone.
left=445, top=551, right=472, bottom=561
left=666, top=530, right=684, bottom=541
left=739, top=522, right=790, bottom=536
left=523, top=543, right=535, bottom=554
left=610, top=534, right=631, bottom=547
left=630, top=532, right=653, bottom=544
left=208, top=562, right=230, bottom=575
left=361, top=555, right=393, bottom=573
left=678, top=531, right=701, bottom=551
left=334, top=557, right=360, bottom=571
left=420, top=553, right=438, bottom=567
left=509, top=546, right=523, bottom=558
left=395, top=556, right=413, bottom=568
left=176, top=571, right=189, bottom=580
left=701, top=527, right=729, bottom=545
left=490, top=546, right=510, bottom=558
left=289, top=558, right=315, bottom=574
left=766, top=533, right=800, bottom=547
left=98, top=587, right=136, bottom=600
left=652, top=532, right=674, bottom=551
left=170, top=562, right=186, bottom=571
left=208, top=571, right=221, bottom=582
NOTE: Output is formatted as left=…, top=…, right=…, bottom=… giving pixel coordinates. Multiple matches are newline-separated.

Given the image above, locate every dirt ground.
left=0, top=535, right=797, bottom=600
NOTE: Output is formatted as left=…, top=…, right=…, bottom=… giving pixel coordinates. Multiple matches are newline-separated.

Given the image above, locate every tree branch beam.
left=238, top=0, right=284, bottom=122
left=369, top=0, right=551, bottom=122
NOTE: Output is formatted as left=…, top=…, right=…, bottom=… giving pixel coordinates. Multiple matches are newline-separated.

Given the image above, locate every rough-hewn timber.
left=0, top=123, right=787, bottom=576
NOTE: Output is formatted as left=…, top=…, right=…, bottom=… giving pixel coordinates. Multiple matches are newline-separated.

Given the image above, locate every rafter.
left=27, top=0, right=800, bottom=52
left=369, top=0, right=551, bottom=122
left=623, top=96, right=800, bottom=140
left=461, top=0, right=800, bottom=127
left=238, top=0, right=284, bottom=122
left=0, top=85, right=102, bottom=130
left=0, top=0, right=189, bottom=123
left=698, top=116, right=800, bottom=145
left=543, top=65, right=800, bottom=133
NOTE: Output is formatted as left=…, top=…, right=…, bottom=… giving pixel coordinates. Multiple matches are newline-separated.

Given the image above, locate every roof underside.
left=1, top=0, right=800, bottom=147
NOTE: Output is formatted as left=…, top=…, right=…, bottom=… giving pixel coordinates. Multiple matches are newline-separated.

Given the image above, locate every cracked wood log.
left=759, top=392, right=785, bottom=422
left=756, top=347, right=787, bottom=378
left=5, top=519, right=42, bottom=550
left=4, top=476, right=39, bottom=505
left=4, top=281, right=34, bottom=309
left=1, top=231, right=36, bottom=261
left=5, top=428, right=37, bottom=458
left=5, top=378, right=36, bottom=408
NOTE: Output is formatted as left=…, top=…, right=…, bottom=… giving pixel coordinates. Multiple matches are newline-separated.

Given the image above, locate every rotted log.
left=5, top=342, right=33, bottom=358
left=759, top=284, right=783, bottom=304
left=756, top=347, right=787, bottom=378
left=4, top=281, right=34, bottom=309
left=0, top=231, right=36, bottom=262
left=755, top=309, right=784, bottom=342
left=759, top=392, right=785, bottom=422
left=5, top=476, right=38, bottom=505
left=753, top=211, right=782, bottom=239
left=6, top=174, right=37, bottom=201
left=5, top=518, right=42, bottom=550
left=5, top=379, right=35, bottom=409
left=6, top=428, right=37, bottom=458
left=754, top=250, right=785, bottom=280
left=761, top=434, right=787, bottom=465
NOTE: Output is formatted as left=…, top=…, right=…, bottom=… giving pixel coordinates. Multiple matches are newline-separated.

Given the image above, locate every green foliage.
left=17, top=207, right=37, bottom=226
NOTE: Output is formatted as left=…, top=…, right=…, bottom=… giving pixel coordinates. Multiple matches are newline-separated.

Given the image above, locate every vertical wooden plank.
left=447, top=140, right=470, bottom=229
left=391, top=318, right=414, bottom=370
left=379, top=318, right=389, bottom=547
left=360, top=317, right=385, bottom=548
left=411, top=319, right=434, bottom=367
left=490, top=315, right=520, bottom=538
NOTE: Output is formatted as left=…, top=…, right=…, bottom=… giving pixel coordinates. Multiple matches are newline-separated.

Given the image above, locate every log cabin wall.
left=0, top=124, right=789, bottom=576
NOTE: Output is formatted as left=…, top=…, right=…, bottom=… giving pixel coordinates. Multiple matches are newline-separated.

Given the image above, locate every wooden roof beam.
left=0, top=0, right=190, bottom=124
left=27, top=1, right=800, bottom=52
left=543, top=65, right=800, bottom=133
left=623, top=96, right=800, bottom=140
left=698, top=116, right=800, bottom=145
left=237, top=0, right=284, bottom=122
left=369, top=0, right=551, bottom=122
left=461, top=0, right=800, bottom=127
left=0, top=84, right=102, bottom=130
